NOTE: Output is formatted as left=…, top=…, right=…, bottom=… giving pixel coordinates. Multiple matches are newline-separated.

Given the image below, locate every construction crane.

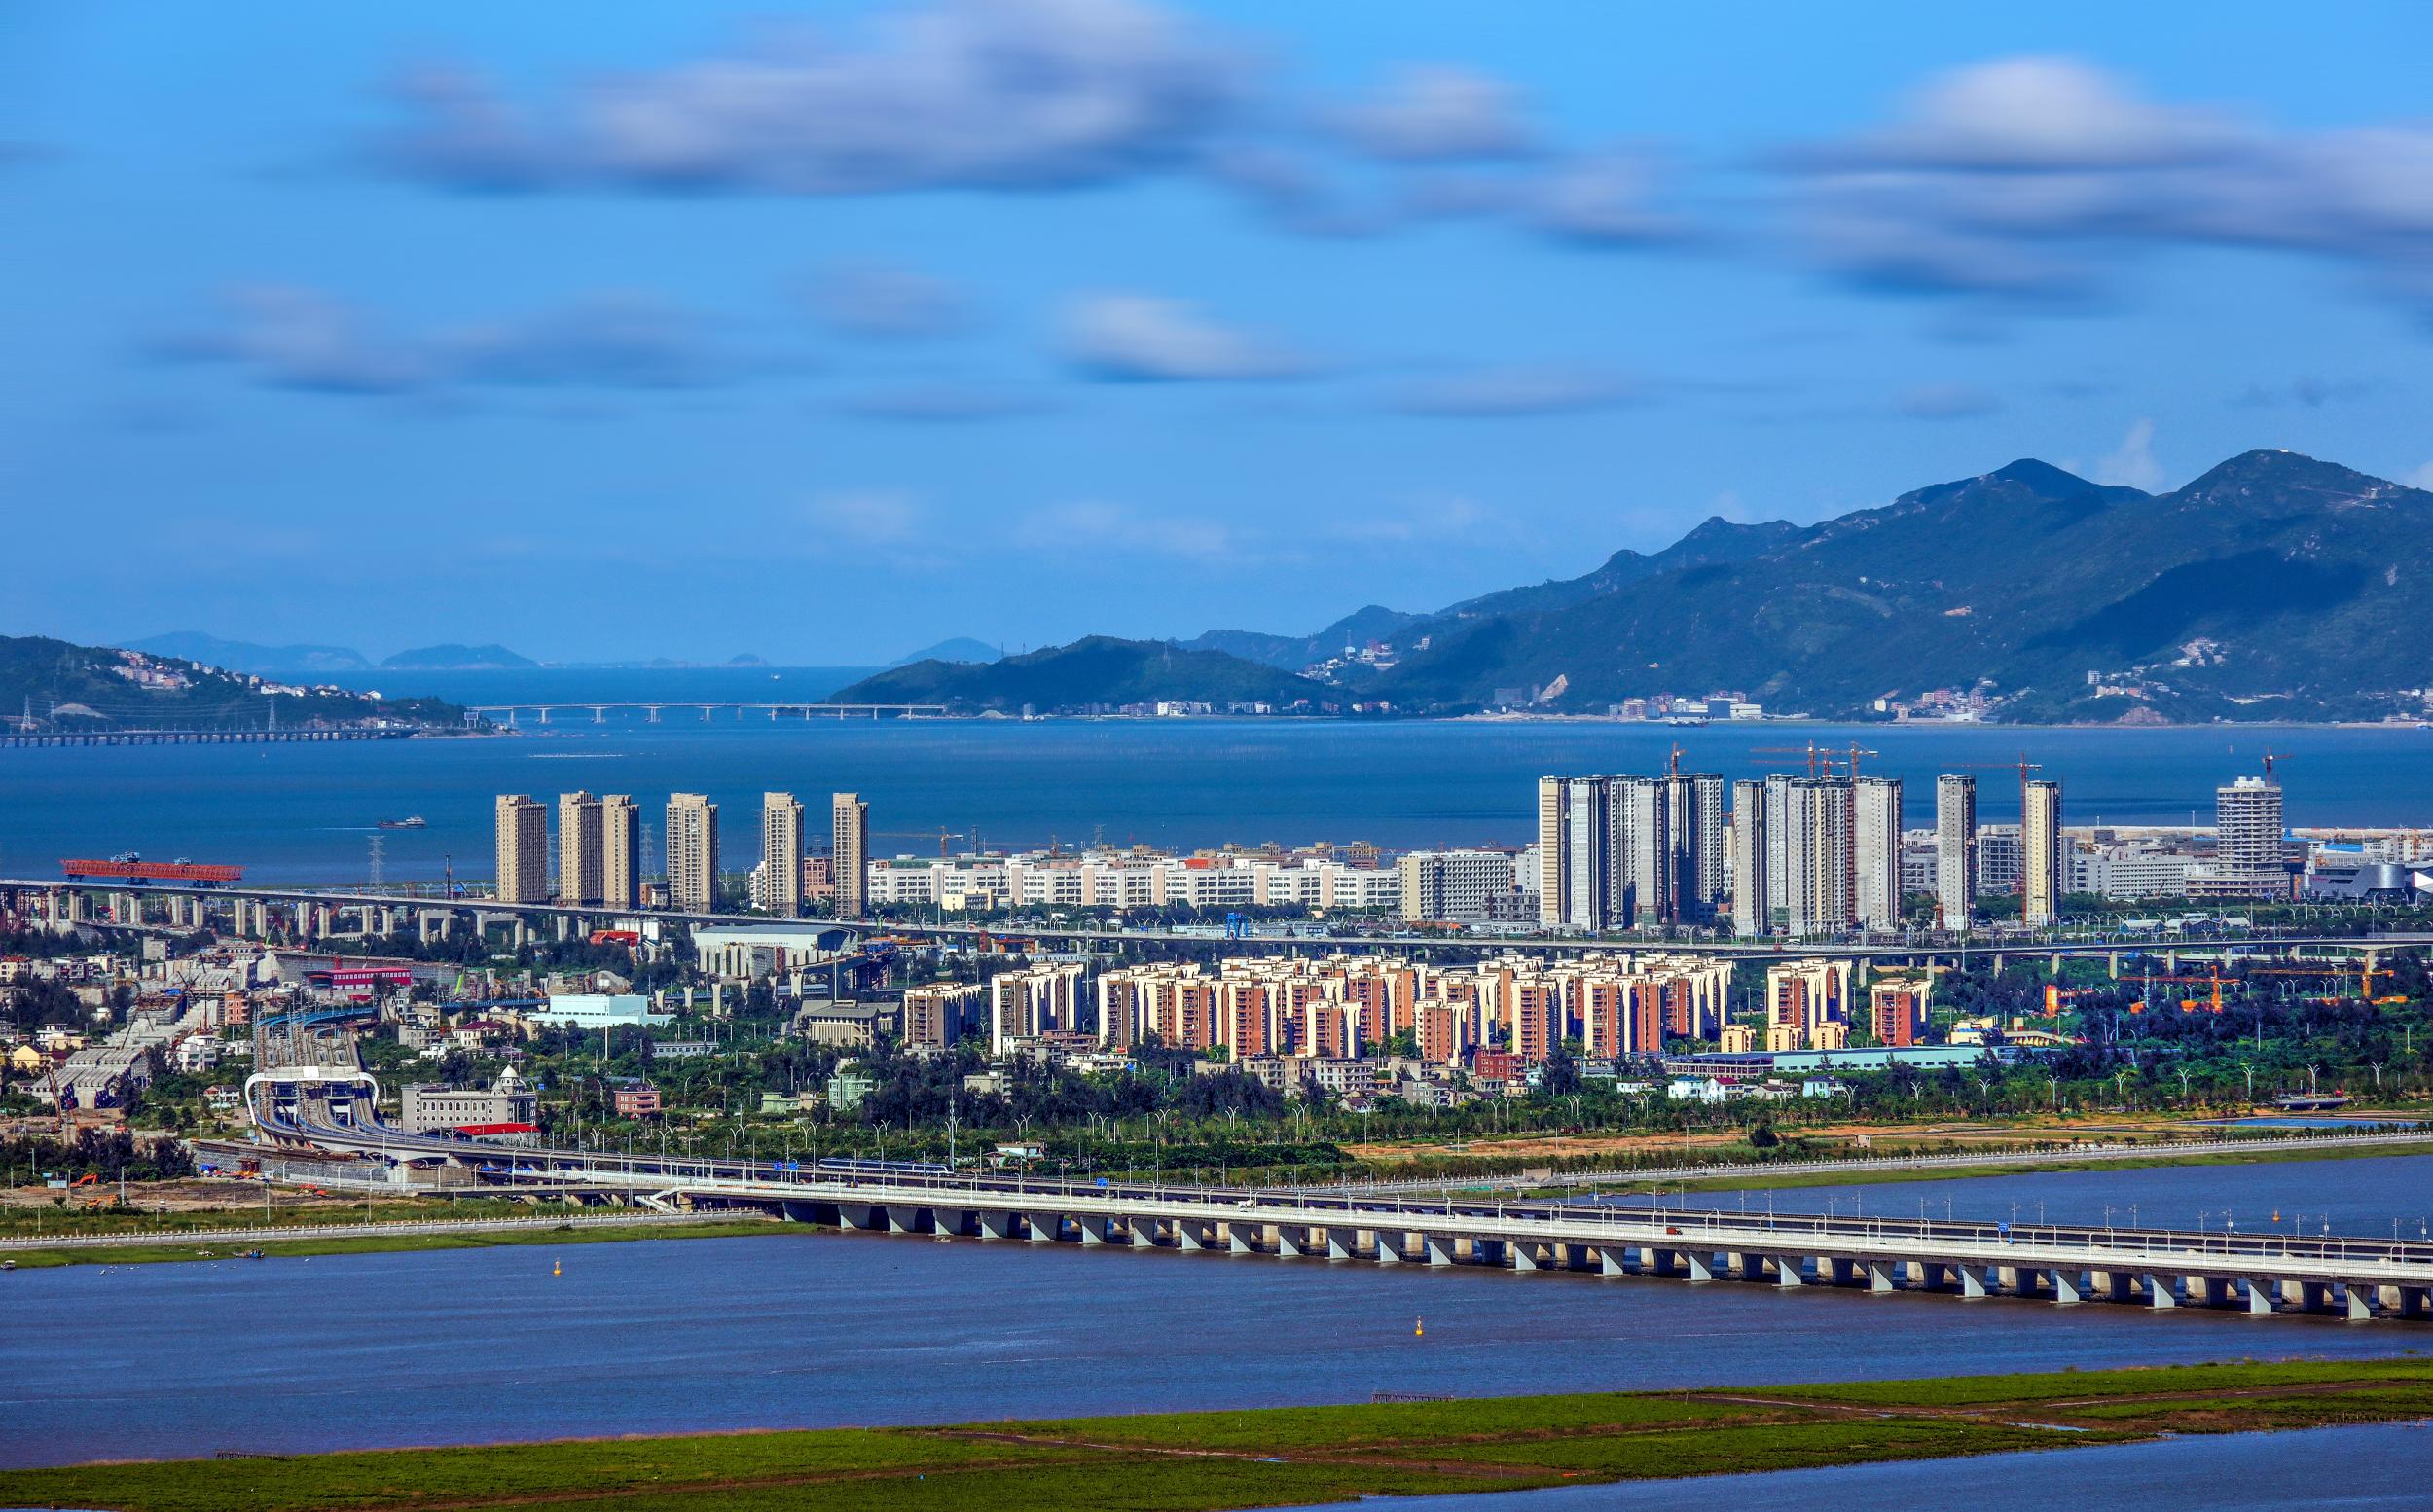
left=876, top=829, right=967, bottom=858
left=1750, top=742, right=1878, bottom=777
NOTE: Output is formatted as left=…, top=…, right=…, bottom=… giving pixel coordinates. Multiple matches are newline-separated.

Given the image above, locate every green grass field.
left=0, top=1217, right=793, bottom=1269
left=9, top=1357, right=2433, bottom=1512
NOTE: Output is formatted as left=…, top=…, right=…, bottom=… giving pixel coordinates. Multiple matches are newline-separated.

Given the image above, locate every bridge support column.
left=1277, top=1226, right=1307, bottom=1258
left=2197, top=1277, right=2233, bottom=1309
left=1131, top=1218, right=1159, bottom=1249
left=1424, top=1233, right=1457, bottom=1268
left=2147, top=1274, right=2179, bottom=1309
left=1028, top=1214, right=1060, bottom=1243
left=930, top=1207, right=969, bottom=1238
left=1598, top=1245, right=1628, bottom=1278
left=1726, top=1251, right=1763, bottom=1281
left=1230, top=1223, right=1255, bottom=1256
left=978, top=1210, right=1012, bottom=1241
left=1826, top=1257, right=1857, bottom=1287
left=1076, top=1216, right=1105, bottom=1245
left=1176, top=1221, right=1208, bottom=1253
left=1374, top=1232, right=1405, bottom=1265
left=2052, top=1269, right=2086, bottom=1305
left=1867, top=1260, right=1896, bottom=1294
left=1510, top=1241, right=1541, bottom=1272
left=2346, top=1283, right=2376, bottom=1321
left=886, top=1207, right=915, bottom=1235
left=1688, top=1251, right=1716, bottom=1283
left=1326, top=1228, right=1360, bottom=1261
left=1773, top=1255, right=1805, bottom=1288
left=1958, top=1265, right=1987, bottom=1299
left=841, top=1205, right=881, bottom=1231
left=2244, top=1277, right=2276, bottom=1314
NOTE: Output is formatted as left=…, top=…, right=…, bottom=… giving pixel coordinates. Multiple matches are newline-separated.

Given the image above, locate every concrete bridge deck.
left=258, top=1104, right=2433, bottom=1323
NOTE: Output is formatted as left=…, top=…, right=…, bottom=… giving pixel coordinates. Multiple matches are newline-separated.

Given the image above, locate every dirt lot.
left=1339, top=1112, right=2272, bottom=1168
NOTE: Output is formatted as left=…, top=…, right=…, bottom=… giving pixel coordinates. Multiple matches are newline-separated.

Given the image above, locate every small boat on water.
left=377, top=816, right=427, bottom=830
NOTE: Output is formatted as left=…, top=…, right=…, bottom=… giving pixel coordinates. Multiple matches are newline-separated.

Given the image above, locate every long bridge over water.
left=242, top=1070, right=2433, bottom=1326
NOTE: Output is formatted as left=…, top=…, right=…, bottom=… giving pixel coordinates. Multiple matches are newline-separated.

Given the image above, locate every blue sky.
left=5, top=0, right=2431, bottom=665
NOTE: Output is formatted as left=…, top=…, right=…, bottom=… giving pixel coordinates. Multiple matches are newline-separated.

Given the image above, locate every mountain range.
left=846, top=450, right=2433, bottom=723
left=0, top=635, right=467, bottom=729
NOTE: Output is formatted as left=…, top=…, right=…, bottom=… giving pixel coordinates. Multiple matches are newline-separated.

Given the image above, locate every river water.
left=6, top=717, right=2432, bottom=884
left=5, top=1154, right=2433, bottom=1469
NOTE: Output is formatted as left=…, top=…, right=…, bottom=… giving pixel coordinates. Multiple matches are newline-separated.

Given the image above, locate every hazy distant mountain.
left=124, top=631, right=372, bottom=675
left=1174, top=520, right=1800, bottom=673
left=0, top=635, right=464, bottom=729
left=380, top=643, right=537, bottom=670
left=835, top=636, right=1337, bottom=713
left=1375, top=450, right=2433, bottom=721
left=1175, top=605, right=1422, bottom=671
left=1430, top=515, right=1807, bottom=626
left=887, top=636, right=1001, bottom=668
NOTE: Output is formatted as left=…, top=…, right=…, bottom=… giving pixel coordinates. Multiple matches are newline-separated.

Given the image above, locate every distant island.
left=834, top=636, right=1339, bottom=715
left=854, top=449, right=2433, bottom=724
left=0, top=635, right=473, bottom=738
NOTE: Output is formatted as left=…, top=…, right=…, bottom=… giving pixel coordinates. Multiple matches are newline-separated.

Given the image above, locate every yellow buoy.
left=552, top=1259, right=562, bottom=1277
left=1414, top=1316, right=1424, bottom=1338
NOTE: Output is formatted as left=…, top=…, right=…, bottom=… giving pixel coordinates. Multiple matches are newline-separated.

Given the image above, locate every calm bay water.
left=5, top=1155, right=2432, bottom=1468
left=1298, top=1422, right=2433, bottom=1512
left=6, top=712, right=2432, bottom=884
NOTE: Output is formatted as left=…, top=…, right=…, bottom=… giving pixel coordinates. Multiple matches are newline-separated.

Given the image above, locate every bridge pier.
left=1277, top=1225, right=1309, bottom=1258
left=2147, top=1274, right=2180, bottom=1309
left=1176, top=1220, right=1210, bottom=1253
left=1325, top=1227, right=1362, bottom=1261
left=1423, top=1233, right=1457, bottom=1267
left=2346, top=1283, right=2375, bottom=1321
left=1076, top=1215, right=1106, bottom=1245
left=1958, top=1265, right=1987, bottom=1299
left=978, top=1210, right=1013, bottom=1241
left=1867, top=1259, right=1897, bottom=1294
left=1027, top=1213, right=1060, bottom=1242
left=1130, top=1217, right=1159, bottom=1249
left=2052, top=1269, right=2086, bottom=1305
left=2244, top=1277, right=2277, bottom=1314
left=1230, top=1223, right=1256, bottom=1256
left=931, top=1206, right=969, bottom=1237
left=1688, top=1251, right=1717, bottom=1283
left=1374, top=1231, right=1406, bottom=1265
left=1773, top=1254, right=1805, bottom=1288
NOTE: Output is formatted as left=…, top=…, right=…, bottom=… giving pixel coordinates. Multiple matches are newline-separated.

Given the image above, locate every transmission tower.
left=368, top=833, right=385, bottom=889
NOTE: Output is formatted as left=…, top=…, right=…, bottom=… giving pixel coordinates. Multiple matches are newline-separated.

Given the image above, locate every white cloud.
left=1895, top=382, right=2001, bottom=420
left=157, top=285, right=729, bottom=394
left=2093, top=417, right=2164, bottom=492
left=1797, top=57, right=2239, bottom=173
left=838, top=382, right=1043, bottom=422
left=805, top=490, right=924, bottom=546
left=807, top=262, right=971, bottom=340
left=1057, top=292, right=1310, bottom=380
left=1781, top=55, right=2433, bottom=307
left=1329, top=66, right=1535, bottom=162
left=1527, top=149, right=1686, bottom=245
left=380, top=0, right=1248, bottom=195
left=1386, top=364, right=1641, bottom=416
left=1021, top=499, right=1242, bottom=561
